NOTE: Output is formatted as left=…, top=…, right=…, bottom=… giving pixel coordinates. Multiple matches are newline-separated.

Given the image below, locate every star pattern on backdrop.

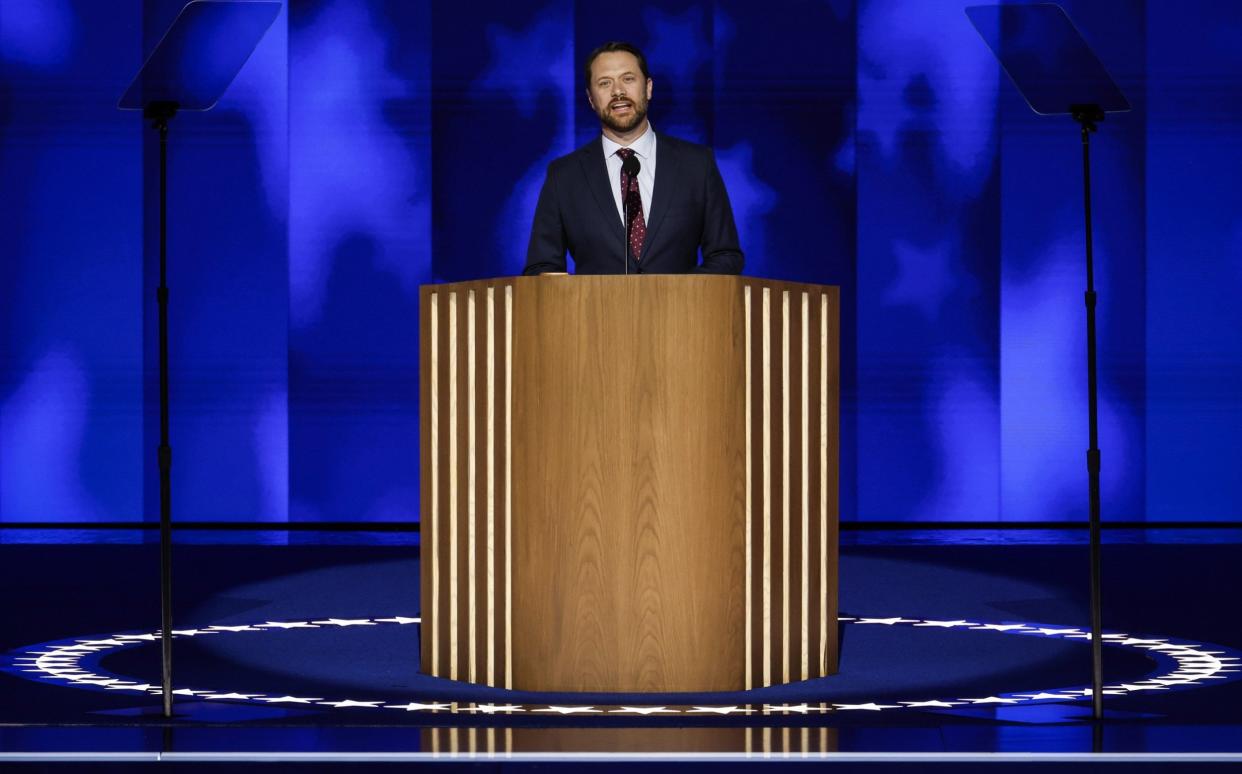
left=883, top=238, right=974, bottom=321
left=4, top=616, right=1239, bottom=719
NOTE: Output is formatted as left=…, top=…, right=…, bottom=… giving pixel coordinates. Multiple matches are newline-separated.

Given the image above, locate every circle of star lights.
left=5, top=616, right=1239, bottom=718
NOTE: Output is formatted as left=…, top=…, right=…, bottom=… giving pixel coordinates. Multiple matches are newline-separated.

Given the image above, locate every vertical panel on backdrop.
left=714, top=1, right=856, bottom=519
left=998, top=1, right=1146, bottom=522
left=432, top=1, right=574, bottom=283
left=1146, top=1, right=1242, bottom=520
left=139, top=0, right=289, bottom=524
left=856, top=0, right=1002, bottom=523
left=0, top=2, right=144, bottom=524
left=288, top=0, right=430, bottom=523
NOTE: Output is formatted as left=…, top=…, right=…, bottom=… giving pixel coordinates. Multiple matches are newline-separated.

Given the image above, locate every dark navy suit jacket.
left=523, top=133, right=744, bottom=275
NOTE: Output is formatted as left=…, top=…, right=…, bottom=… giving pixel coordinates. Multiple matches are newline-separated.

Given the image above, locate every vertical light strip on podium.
left=744, top=282, right=836, bottom=688
left=422, top=281, right=515, bottom=687
left=743, top=286, right=753, bottom=691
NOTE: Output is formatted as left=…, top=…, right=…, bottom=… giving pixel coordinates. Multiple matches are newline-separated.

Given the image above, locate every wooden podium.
left=419, top=275, right=838, bottom=693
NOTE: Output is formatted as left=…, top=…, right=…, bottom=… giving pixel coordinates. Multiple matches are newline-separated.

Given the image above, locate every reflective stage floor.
left=2, top=527, right=1240, bottom=767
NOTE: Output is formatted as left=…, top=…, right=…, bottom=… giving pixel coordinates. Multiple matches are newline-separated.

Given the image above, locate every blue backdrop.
left=1, top=0, right=1239, bottom=526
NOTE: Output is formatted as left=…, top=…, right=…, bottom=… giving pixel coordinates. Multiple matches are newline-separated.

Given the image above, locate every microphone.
left=621, top=153, right=641, bottom=178
left=621, top=154, right=641, bottom=275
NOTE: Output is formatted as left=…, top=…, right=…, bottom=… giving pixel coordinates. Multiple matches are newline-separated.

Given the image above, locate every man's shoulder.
left=546, top=139, right=599, bottom=173
left=655, top=133, right=713, bottom=159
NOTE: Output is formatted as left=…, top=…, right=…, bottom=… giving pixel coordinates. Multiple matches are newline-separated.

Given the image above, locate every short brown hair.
left=583, top=41, right=650, bottom=90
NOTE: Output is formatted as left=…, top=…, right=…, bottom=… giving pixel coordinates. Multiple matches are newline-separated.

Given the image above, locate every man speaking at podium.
left=523, top=42, right=745, bottom=276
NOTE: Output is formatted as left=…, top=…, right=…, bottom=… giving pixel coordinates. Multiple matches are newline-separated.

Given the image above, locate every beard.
left=599, top=96, right=648, bottom=134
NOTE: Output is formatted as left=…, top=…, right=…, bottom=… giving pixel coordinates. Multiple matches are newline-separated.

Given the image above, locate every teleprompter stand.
left=119, top=0, right=280, bottom=718
left=967, top=3, right=1131, bottom=723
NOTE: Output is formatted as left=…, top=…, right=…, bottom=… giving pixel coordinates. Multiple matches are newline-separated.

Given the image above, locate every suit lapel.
left=578, top=141, right=625, bottom=242
left=641, top=135, right=678, bottom=260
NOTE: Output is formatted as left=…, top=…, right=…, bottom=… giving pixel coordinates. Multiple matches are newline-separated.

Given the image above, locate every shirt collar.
left=601, top=123, right=655, bottom=161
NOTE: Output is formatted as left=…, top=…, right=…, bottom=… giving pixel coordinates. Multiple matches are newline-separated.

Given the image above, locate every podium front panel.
left=420, top=276, right=838, bottom=693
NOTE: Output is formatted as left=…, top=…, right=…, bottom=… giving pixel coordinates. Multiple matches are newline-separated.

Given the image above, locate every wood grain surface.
left=511, top=275, right=747, bottom=692
left=420, top=276, right=838, bottom=693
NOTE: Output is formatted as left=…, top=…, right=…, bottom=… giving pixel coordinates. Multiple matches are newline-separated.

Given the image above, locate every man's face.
left=586, top=51, right=652, bottom=135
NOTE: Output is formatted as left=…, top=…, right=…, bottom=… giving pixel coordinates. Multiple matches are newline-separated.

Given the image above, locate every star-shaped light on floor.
left=609, top=706, right=678, bottom=715
left=1147, top=678, right=1195, bottom=686
left=387, top=701, right=452, bottom=712
left=319, top=699, right=383, bottom=708
left=1113, top=684, right=1167, bottom=692
left=687, top=706, right=750, bottom=715
left=466, top=703, right=523, bottom=714
left=9, top=615, right=1240, bottom=721
left=901, top=700, right=961, bottom=708
left=761, top=703, right=814, bottom=714
left=105, top=683, right=155, bottom=692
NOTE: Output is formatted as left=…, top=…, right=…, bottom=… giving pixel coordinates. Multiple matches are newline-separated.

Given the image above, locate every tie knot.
left=616, top=148, right=635, bottom=161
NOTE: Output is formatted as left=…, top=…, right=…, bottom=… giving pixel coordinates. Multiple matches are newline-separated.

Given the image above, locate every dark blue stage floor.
left=2, top=528, right=1241, bottom=768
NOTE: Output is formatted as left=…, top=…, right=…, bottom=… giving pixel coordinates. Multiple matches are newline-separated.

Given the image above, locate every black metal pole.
left=1072, top=104, right=1105, bottom=723
left=146, top=100, right=178, bottom=719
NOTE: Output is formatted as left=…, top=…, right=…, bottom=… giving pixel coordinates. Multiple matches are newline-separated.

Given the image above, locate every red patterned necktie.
left=616, top=148, right=646, bottom=262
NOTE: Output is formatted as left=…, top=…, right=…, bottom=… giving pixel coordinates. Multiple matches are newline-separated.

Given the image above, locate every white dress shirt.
left=601, top=125, right=657, bottom=227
